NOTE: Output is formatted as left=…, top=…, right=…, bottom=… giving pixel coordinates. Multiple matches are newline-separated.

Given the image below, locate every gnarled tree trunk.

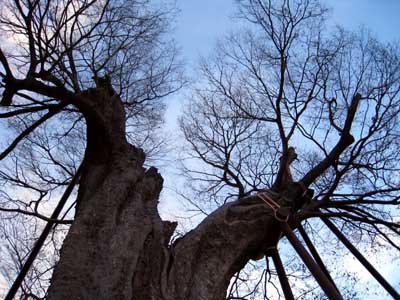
left=47, top=86, right=298, bottom=300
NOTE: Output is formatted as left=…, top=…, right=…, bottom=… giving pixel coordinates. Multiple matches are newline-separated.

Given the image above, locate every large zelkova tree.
left=0, top=1, right=399, bottom=300
left=180, top=0, right=400, bottom=299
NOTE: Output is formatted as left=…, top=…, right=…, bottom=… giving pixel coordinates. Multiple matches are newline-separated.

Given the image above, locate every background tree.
left=180, top=0, right=400, bottom=298
left=1, top=215, right=62, bottom=299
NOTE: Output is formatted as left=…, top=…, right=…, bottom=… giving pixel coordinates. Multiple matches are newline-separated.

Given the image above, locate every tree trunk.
left=47, top=87, right=292, bottom=300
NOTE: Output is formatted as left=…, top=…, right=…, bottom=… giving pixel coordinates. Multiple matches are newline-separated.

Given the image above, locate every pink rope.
left=257, top=192, right=289, bottom=222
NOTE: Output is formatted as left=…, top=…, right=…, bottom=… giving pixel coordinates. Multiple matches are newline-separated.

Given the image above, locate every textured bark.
left=47, top=86, right=302, bottom=300
left=164, top=197, right=282, bottom=300
left=47, top=87, right=168, bottom=299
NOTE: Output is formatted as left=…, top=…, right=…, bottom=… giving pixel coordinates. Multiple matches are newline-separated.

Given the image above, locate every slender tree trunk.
left=47, top=86, right=297, bottom=300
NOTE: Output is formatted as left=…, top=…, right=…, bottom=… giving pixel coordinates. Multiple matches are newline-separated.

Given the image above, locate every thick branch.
left=0, top=104, right=60, bottom=118
left=0, top=104, right=65, bottom=161
left=0, top=207, right=73, bottom=224
left=166, top=196, right=282, bottom=300
left=0, top=47, right=13, bottom=76
left=301, top=93, right=361, bottom=186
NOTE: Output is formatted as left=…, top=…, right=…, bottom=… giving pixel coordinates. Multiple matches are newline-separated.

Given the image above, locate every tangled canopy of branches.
left=0, top=0, right=182, bottom=214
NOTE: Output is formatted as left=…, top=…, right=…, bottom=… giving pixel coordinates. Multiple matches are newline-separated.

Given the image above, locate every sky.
left=174, top=0, right=400, bottom=65
left=165, top=0, right=400, bottom=127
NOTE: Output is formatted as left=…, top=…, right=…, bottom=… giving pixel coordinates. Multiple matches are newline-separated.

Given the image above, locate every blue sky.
left=326, top=0, right=400, bottom=42
left=166, top=0, right=400, bottom=127
left=174, top=0, right=400, bottom=68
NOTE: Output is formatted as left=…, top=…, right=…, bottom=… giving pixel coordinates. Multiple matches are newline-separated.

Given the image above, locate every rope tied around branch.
left=257, top=191, right=290, bottom=222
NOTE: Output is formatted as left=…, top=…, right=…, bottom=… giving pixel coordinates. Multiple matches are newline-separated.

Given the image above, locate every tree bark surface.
left=47, top=87, right=287, bottom=300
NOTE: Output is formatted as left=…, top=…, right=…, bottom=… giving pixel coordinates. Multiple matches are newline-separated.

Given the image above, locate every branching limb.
left=0, top=104, right=65, bottom=161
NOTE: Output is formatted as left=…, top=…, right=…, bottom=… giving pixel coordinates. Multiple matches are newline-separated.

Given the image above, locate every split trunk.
left=47, top=87, right=300, bottom=300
